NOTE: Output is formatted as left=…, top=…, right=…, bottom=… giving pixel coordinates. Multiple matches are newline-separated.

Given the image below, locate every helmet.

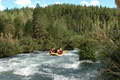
left=52, top=48, right=55, bottom=50
left=60, top=48, right=62, bottom=50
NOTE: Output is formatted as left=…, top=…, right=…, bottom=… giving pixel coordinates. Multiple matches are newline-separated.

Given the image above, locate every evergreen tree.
left=24, top=19, right=33, bottom=37
left=14, top=17, right=24, bottom=38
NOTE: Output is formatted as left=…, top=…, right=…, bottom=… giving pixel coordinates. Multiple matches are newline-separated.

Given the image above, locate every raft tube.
left=49, top=53, right=64, bottom=56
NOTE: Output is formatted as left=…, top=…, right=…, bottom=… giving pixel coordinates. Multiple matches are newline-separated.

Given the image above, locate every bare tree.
left=116, top=0, right=120, bottom=9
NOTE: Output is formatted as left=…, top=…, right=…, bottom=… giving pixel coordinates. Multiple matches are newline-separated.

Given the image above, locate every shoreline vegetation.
left=0, top=3, right=120, bottom=79
left=98, top=0, right=120, bottom=79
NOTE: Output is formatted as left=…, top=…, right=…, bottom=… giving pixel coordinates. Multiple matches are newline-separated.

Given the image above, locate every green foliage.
left=100, top=48, right=120, bottom=80
left=24, top=19, right=33, bottom=37
left=70, top=35, right=83, bottom=48
left=79, top=38, right=99, bottom=62
left=0, top=41, right=19, bottom=57
left=42, top=38, right=56, bottom=50
left=4, top=19, right=15, bottom=34
left=96, top=40, right=116, bottom=60
left=0, top=33, right=21, bottom=57
left=32, top=7, right=48, bottom=39
left=98, top=40, right=120, bottom=80
left=47, top=17, right=67, bottom=39
left=14, top=17, right=24, bottom=38
left=0, top=18, right=5, bottom=33
left=20, top=37, right=37, bottom=52
left=0, top=4, right=119, bottom=60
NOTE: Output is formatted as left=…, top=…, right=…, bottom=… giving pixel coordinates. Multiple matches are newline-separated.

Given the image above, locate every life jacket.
left=58, top=50, right=63, bottom=54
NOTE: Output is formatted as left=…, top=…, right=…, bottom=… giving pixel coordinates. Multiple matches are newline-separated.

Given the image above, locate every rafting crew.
left=49, top=48, right=55, bottom=53
left=49, top=48, right=63, bottom=54
left=57, top=48, right=63, bottom=54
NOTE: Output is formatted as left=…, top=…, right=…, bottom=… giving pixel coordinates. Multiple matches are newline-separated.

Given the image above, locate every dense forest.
left=0, top=3, right=120, bottom=79
left=0, top=4, right=119, bottom=56
left=0, top=4, right=119, bottom=55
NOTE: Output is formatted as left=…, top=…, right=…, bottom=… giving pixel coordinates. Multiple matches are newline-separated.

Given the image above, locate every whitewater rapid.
left=0, top=50, right=100, bottom=80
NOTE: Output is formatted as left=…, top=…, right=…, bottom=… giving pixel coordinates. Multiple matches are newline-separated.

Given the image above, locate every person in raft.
left=57, top=48, right=63, bottom=54
left=50, top=48, right=55, bottom=53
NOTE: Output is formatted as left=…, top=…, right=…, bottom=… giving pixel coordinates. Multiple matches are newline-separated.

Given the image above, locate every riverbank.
left=0, top=32, right=78, bottom=58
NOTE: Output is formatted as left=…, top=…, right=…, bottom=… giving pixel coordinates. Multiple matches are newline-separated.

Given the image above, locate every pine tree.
left=14, top=17, right=24, bottom=38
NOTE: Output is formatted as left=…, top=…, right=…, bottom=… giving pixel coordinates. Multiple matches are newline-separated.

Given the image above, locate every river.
left=0, top=50, right=101, bottom=80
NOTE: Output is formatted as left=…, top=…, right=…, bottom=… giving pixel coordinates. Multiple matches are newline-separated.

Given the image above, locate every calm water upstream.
left=0, top=50, right=100, bottom=80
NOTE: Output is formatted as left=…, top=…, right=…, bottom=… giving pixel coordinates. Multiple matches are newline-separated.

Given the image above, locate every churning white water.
left=0, top=50, right=100, bottom=80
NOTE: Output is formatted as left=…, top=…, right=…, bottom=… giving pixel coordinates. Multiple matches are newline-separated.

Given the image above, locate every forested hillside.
left=0, top=4, right=119, bottom=58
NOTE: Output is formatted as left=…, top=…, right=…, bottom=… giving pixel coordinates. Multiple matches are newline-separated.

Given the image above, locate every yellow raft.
left=49, top=52, right=64, bottom=56
left=48, top=50, right=67, bottom=56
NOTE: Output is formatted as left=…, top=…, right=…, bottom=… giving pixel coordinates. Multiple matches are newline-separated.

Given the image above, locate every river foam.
left=0, top=50, right=100, bottom=80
